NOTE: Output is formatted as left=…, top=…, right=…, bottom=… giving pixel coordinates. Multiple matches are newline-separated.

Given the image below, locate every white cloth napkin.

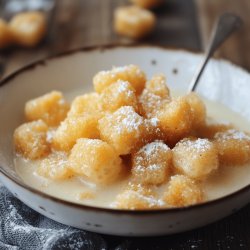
left=0, top=186, right=107, bottom=250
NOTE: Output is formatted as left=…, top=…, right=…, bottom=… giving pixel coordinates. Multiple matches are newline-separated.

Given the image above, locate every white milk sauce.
left=15, top=90, right=250, bottom=208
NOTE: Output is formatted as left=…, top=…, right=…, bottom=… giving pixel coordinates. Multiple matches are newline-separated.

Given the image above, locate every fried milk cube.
left=214, top=129, right=250, bottom=166
left=146, top=74, right=170, bottom=99
left=114, top=190, right=161, bottom=209
left=114, top=183, right=162, bottom=209
left=157, top=97, right=193, bottom=145
left=100, top=80, right=138, bottom=113
left=37, top=152, right=73, bottom=180
left=69, top=139, right=123, bottom=184
left=163, top=175, right=203, bottom=207
left=134, top=117, right=164, bottom=150
left=52, top=115, right=99, bottom=152
left=98, top=106, right=145, bottom=155
left=67, top=92, right=102, bottom=118
left=126, top=182, right=155, bottom=195
left=93, top=64, right=146, bottom=95
left=138, top=75, right=171, bottom=118
left=138, top=89, right=166, bottom=118
left=114, top=6, right=156, bottom=39
left=9, top=11, right=47, bottom=47
left=14, top=120, right=50, bottom=159
left=0, top=19, right=14, bottom=49
left=132, top=141, right=172, bottom=185
left=25, top=91, right=70, bottom=127
left=172, top=138, right=219, bottom=180
left=130, top=0, right=163, bottom=9
left=185, top=92, right=206, bottom=129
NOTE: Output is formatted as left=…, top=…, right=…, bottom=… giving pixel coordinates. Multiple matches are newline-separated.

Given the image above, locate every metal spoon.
left=188, top=13, right=243, bottom=93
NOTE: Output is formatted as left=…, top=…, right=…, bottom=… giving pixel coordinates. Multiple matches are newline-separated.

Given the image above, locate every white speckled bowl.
left=0, top=45, right=250, bottom=236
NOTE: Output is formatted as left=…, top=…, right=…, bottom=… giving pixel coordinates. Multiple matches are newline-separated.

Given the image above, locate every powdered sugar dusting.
left=215, top=129, right=250, bottom=141
left=139, top=89, right=168, bottom=117
left=115, top=80, right=134, bottom=98
left=178, top=138, right=212, bottom=153
left=46, top=129, right=55, bottom=143
left=149, top=117, right=159, bottom=127
left=112, top=106, right=143, bottom=135
left=139, top=140, right=170, bottom=157
left=134, top=163, right=162, bottom=174
left=113, top=189, right=165, bottom=209
left=139, top=89, right=163, bottom=107
left=38, top=151, right=70, bottom=180
left=148, top=164, right=162, bottom=171
left=116, top=80, right=130, bottom=92
left=132, top=141, right=171, bottom=183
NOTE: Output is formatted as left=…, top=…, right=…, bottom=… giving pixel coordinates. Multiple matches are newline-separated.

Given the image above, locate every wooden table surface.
left=1, top=0, right=250, bottom=249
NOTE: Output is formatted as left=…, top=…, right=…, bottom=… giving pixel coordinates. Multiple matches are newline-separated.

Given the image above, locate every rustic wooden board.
left=196, top=0, right=250, bottom=71
left=105, top=203, right=250, bottom=249
left=3, top=0, right=201, bottom=76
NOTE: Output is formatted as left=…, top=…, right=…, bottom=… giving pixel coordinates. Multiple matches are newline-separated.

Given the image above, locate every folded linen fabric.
left=0, top=186, right=107, bottom=250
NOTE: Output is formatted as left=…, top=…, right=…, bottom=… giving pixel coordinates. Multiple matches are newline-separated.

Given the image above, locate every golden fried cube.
left=9, top=11, right=46, bottom=47
left=173, top=138, right=219, bottom=180
left=98, top=106, right=145, bottom=155
left=134, top=117, right=164, bottom=150
left=114, top=183, right=162, bottom=209
left=69, top=139, right=123, bottom=184
left=214, top=129, right=250, bottom=166
left=125, top=182, right=155, bottom=195
left=114, top=6, right=156, bottom=39
left=132, top=141, right=172, bottom=185
left=67, top=92, right=102, bottom=118
left=100, top=80, right=138, bottom=112
left=138, top=74, right=171, bottom=118
left=130, top=0, right=163, bottom=9
left=14, top=120, right=50, bottom=159
left=163, top=175, right=203, bottom=207
left=147, top=74, right=170, bottom=99
left=0, top=19, right=14, bottom=49
left=185, top=92, right=206, bottom=129
left=93, top=64, right=146, bottom=94
left=157, top=97, right=192, bottom=145
left=37, top=152, right=73, bottom=180
left=25, top=91, right=70, bottom=127
left=114, top=190, right=157, bottom=209
left=138, top=89, right=168, bottom=118
left=52, top=115, right=99, bottom=152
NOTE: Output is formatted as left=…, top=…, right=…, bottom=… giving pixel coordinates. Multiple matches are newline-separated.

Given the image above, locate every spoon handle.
left=188, top=13, right=243, bottom=93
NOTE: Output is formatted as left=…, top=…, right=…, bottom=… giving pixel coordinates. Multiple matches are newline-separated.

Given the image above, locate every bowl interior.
left=1, top=45, right=250, bottom=187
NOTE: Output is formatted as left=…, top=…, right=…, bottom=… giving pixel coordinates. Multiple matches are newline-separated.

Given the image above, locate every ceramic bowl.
left=0, top=45, right=250, bottom=236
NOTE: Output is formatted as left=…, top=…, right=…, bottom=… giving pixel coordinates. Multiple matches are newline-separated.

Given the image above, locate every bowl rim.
left=1, top=43, right=250, bottom=215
